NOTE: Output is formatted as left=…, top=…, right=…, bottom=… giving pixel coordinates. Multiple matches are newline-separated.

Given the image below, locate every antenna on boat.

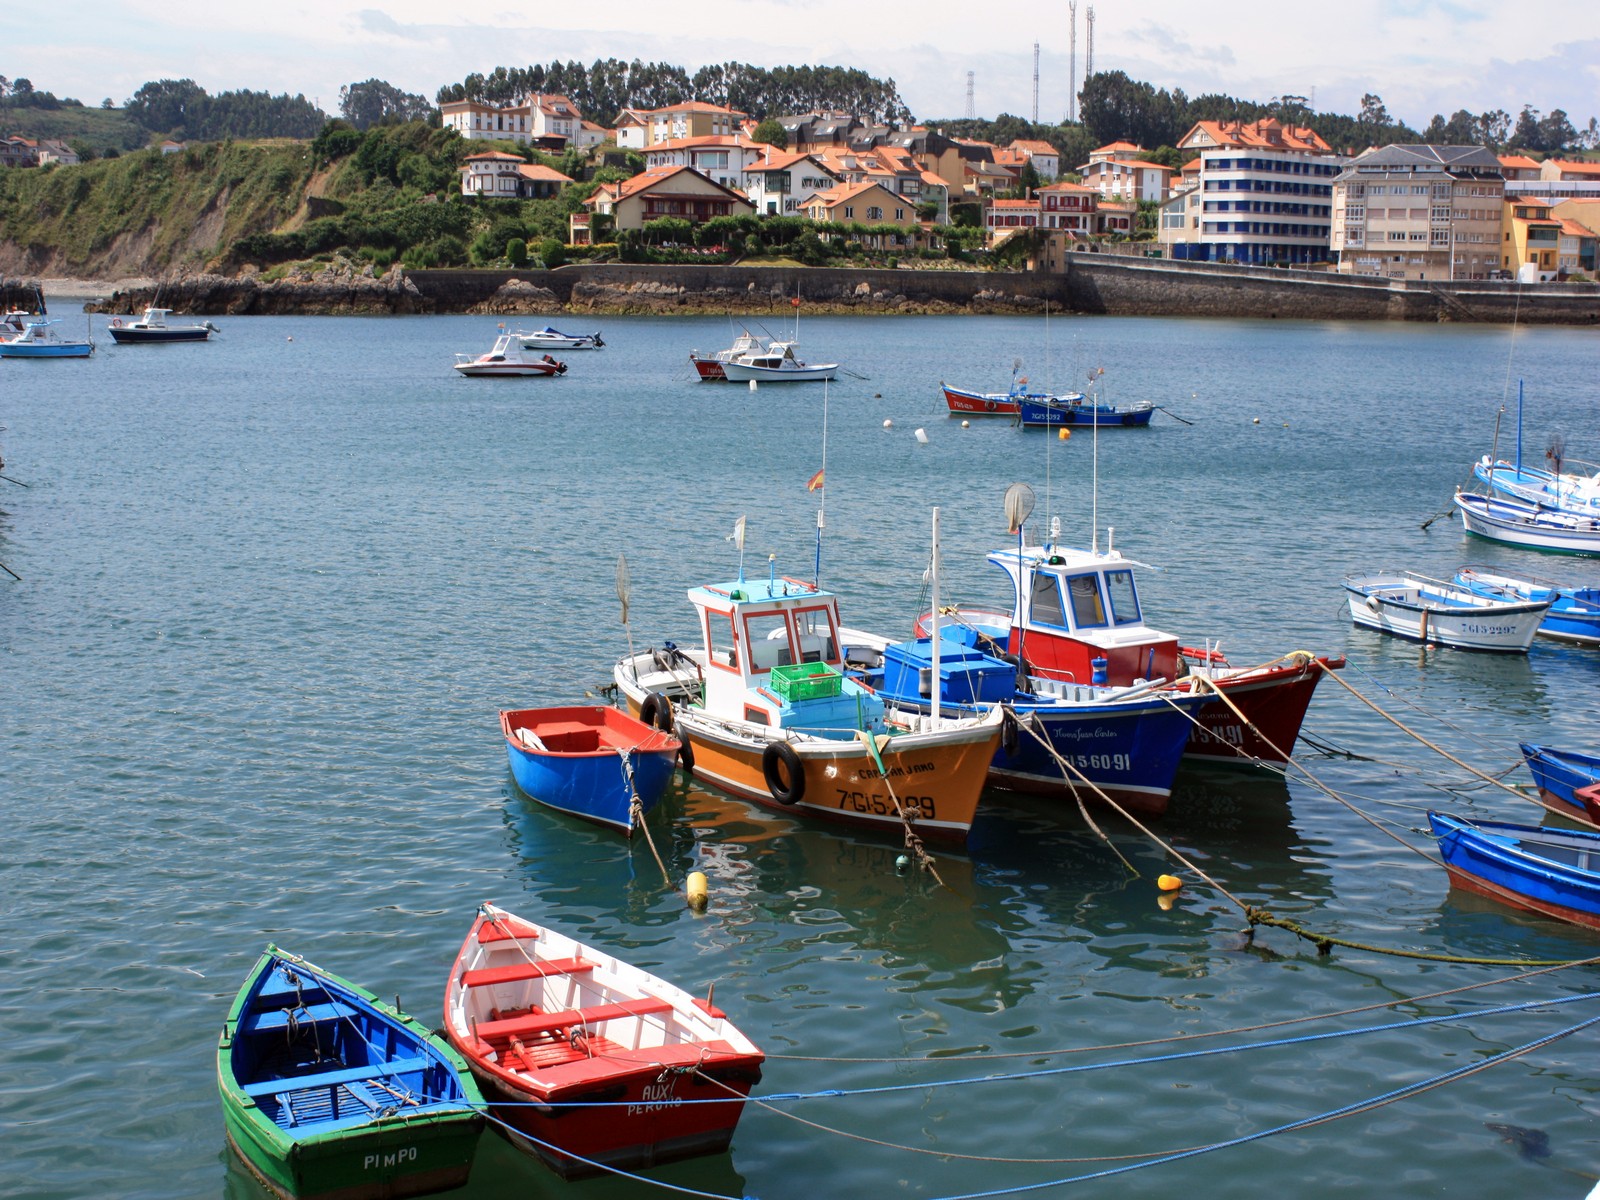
left=813, top=377, right=830, bottom=587
left=930, top=506, right=942, bottom=723
left=730, top=515, right=748, bottom=584
left=1515, top=379, right=1524, bottom=476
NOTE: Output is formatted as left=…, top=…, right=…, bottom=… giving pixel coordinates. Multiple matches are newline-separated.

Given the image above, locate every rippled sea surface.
left=4, top=308, right=1600, bottom=1200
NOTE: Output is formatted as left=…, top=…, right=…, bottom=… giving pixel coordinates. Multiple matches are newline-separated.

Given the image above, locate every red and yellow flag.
left=806, top=468, right=825, bottom=492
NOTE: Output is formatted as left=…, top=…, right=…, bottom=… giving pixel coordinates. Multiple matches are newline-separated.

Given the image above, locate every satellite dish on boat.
left=1003, top=482, right=1035, bottom=535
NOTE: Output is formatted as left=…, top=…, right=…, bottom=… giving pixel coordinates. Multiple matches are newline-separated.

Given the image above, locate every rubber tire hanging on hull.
left=761, top=742, right=805, bottom=805
left=1001, top=709, right=1020, bottom=757
left=640, top=692, right=674, bottom=734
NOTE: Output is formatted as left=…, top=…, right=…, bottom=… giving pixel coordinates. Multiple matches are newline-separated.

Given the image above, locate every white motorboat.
left=718, top=340, right=838, bottom=383
left=0, top=318, right=94, bottom=358
left=453, top=333, right=568, bottom=377
left=689, top=330, right=768, bottom=380
left=1343, top=569, right=1551, bottom=652
left=515, top=325, right=603, bottom=351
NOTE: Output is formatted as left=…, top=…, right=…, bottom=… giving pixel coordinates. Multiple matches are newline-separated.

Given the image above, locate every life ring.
left=111, top=318, right=122, bottom=327
left=761, top=741, right=805, bottom=805
left=640, top=692, right=674, bottom=734
left=985, top=398, right=996, bottom=411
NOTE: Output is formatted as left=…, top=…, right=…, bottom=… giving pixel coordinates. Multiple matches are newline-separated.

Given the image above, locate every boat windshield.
left=1064, top=573, right=1108, bottom=628
left=1104, top=569, right=1142, bottom=626
left=791, top=605, right=840, bottom=664
left=1029, top=573, right=1067, bottom=628
left=745, top=612, right=791, bottom=670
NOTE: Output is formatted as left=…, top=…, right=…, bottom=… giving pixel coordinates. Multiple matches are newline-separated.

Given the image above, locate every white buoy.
left=686, top=871, right=708, bottom=910
left=883, top=419, right=893, bottom=429
left=914, top=428, right=928, bottom=443
left=961, top=420, right=970, bottom=428
left=749, top=379, right=758, bottom=392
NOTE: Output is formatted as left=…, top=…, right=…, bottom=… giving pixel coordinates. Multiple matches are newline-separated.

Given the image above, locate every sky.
left=19, top=2, right=1600, bottom=134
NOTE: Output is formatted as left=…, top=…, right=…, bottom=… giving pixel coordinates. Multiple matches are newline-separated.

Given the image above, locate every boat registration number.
left=834, top=790, right=936, bottom=819
left=364, top=1148, right=418, bottom=1170
left=1070, top=753, right=1131, bottom=773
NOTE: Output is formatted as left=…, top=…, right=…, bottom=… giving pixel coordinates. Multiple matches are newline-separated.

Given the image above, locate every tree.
left=1358, top=93, right=1390, bottom=134
left=340, top=79, right=434, bottom=131
left=750, top=118, right=787, bottom=149
left=1538, top=109, right=1578, bottom=153
left=506, top=237, right=528, bottom=267
left=1512, top=105, right=1542, bottom=151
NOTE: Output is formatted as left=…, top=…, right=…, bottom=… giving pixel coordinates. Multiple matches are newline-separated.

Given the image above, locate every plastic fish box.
left=881, top=639, right=1014, bottom=705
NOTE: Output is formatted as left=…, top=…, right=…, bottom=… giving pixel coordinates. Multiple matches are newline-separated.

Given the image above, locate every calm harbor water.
left=3, top=309, right=1600, bottom=1199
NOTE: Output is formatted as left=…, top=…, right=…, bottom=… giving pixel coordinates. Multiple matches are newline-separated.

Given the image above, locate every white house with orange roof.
left=459, top=152, right=573, bottom=199
left=643, top=135, right=762, bottom=191
left=1036, top=180, right=1098, bottom=236
left=1497, top=154, right=1542, bottom=182
left=1076, top=141, right=1170, bottom=202
left=1009, top=139, right=1060, bottom=180
left=1163, top=117, right=1344, bottom=265
left=528, top=94, right=582, bottom=146
left=984, top=197, right=1041, bottom=245
left=441, top=99, right=534, bottom=145
left=642, top=102, right=746, bottom=147
left=740, top=149, right=840, bottom=216
left=571, top=164, right=753, bottom=243
left=613, top=108, right=650, bottom=149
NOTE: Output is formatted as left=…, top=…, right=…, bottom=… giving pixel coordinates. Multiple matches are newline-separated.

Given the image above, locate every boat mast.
left=1515, top=379, right=1523, bottom=476
left=930, top=507, right=942, bottom=723
left=814, top=377, right=829, bottom=587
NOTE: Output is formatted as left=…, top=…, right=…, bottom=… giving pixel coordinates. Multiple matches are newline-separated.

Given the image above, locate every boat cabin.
left=689, top=574, right=884, bottom=735
left=734, top=341, right=804, bottom=370
left=987, top=543, right=1179, bottom=687
left=136, top=307, right=175, bottom=328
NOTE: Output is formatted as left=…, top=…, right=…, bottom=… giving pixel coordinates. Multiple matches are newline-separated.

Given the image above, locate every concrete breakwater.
left=58, top=258, right=1600, bottom=325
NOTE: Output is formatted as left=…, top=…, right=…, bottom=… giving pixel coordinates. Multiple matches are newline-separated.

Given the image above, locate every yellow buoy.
left=1157, top=873, right=1183, bottom=892
left=686, top=871, right=708, bottom=910
left=1058, top=427, right=1071, bottom=440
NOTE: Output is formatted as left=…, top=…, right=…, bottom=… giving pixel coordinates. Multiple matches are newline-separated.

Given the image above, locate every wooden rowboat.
left=1430, top=812, right=1600, bottom=928
left=442, top=903, right=764, bottom=1180
left=500, top=705, right=682, bottom=835
left=218, top=946, right=484, bottom=1200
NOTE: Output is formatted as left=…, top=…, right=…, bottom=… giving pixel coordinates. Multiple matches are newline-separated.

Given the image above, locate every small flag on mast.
left=806, top=468, right=825, bottom=492
left=730, top=515, right=747, bottom=549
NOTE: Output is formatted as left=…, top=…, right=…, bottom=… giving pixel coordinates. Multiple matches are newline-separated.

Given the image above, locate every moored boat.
left=689, top=330, right=767, bottom=381
left=0, top=318, right=94, bottom=358
left=453, top=333, right=567, bottom=377
left=1453, top=566, right=1600, bottom=646
left=442, top=903, right=763, bottom=1180
left=1455, top=490, right=1600, bottom=556
left=107, top=307, right=217, bottom=343
left=1473, top=456, right=1600, bottom=516
left=1344, top=569, right=1550, bottom=652
left=1429, top=811, right=1600, bottom=928
left=219, top=946, right=484, bottom=1200
left=1519, top=742, right=1600, bottom=826
left=717, top=340, right=838, bottom=383
left=941, top=362, right=1081, bottom=417
left=515, top=325, right=603, bottom=351
left=500, top=704, right=682, bottom=835
left=613, top=555, right=1004, bottom=844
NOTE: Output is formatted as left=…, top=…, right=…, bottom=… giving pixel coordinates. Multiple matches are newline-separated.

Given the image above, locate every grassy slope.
left=0, top=104, right=148, bottom=153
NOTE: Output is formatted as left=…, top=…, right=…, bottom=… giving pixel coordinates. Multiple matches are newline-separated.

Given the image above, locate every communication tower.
left=966, top=70, right=975, bottom=119
left=1085, top=6, right=1095, bottom=81
left=1032, top=42, right=1040, bottom=124
left=1068, top=1, right=1077, bottom=122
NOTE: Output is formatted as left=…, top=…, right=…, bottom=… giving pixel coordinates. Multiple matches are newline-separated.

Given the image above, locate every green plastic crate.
left=769, top=661, right=842, bottom=702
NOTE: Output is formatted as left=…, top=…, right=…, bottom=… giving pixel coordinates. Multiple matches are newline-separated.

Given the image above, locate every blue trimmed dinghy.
left=1453, top=567, right=1600, bottom=647
left=500, top=705, right=682, bottom=835
left=1017, top=394, right=1154, bottom=427
left=1519, top=742, right=1600, bottom=827
left=1429, top=812, right=1600, bottom=928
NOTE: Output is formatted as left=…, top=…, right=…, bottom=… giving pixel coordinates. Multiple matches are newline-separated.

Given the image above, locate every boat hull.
left=501, top=706, right=680, bottom=834
left=1520, top=742, right=1600, bottom=826
left=1017, top=398, right=1153, bottom=427
left=1456, top=492, right=1600, bottom=556
left=690, top=355, right=727, bottom=380
left=718, top=362, right=837, bottom=383
left=108, top=327, right=210, bottom=343
left=1344, top=575, right=1548, bottom=652
left=941, top=384, right=1021, bottom=415
left=1430, top=812, right=1600, bottom=928
left=0, top=342, right=92, bottom=358
left=1179, top=655, right=1342, bottom=763
left=222, top=1111, right=480, bottom=1200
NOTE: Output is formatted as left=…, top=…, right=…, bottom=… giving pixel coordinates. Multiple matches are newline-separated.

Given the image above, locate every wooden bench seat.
left=475, top=997, right=674, bottom=1041
left=246, top=1001, right=350, bottom=1032
left=242, top=1056, right=430, bottom=1098
left=477, top=917, right=541, bottom=944
left=460, top=957, right=594, bottom=989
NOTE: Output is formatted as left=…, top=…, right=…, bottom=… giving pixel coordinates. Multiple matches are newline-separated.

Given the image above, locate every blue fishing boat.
left=1017, top=394, right=1154, bottom=427
left=0, top=317, right=94, bottom=358
left=1455, top=491, right=1600, bottom=556
left=1429, top=812, right=1600, bottom=928
left=1519, top=742, right=1600, bottom=826
left=1453, top=567, right=1600, bottom=646
left=500, top=704, right=682, bottom=835
left=219, top=946, right=484, bottom=1200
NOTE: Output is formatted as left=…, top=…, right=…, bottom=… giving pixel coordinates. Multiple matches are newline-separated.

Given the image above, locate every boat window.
left=744, top=613, right=793, bottom=671
left=792, top=605, right=840, bottom=663
left=1104, top=570, right=1141, bottom=626
left=1065, top=574, right=1108, bottom=628
left=706, top=611, right=739, bottom=669
left=1029, top=573, right=1066, bottom=627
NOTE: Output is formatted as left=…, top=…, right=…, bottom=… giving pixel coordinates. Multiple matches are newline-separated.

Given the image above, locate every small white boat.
left=1343, top=569, right=1551, bottom=652
left=515, top=325, right=603, bottom=351
left=107, top=307, right=217, bottom=344
left=1474, top=456, right=1600, bottom=515
left=454, top=333, right=568, bottom=378
left=690, top=330, right=768, bottom=381
left=718, top=340, right=838, bottom=383
left=0, top=318, right=94, bottom=358
left=1455, top=491, right=1600, bottom=556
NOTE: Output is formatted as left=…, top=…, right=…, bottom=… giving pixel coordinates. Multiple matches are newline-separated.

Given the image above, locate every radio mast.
left=1085, top=6, right=1095, bottom=82
left=1032, top=42, right=1040, bottom=124
left=966, top=70, right=975, bottom=119
left=1068, top=1, right=1077, bottom=122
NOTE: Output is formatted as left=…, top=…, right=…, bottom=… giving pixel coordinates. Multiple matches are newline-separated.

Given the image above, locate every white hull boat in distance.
left=516, top=325, right=603, bottom=351
left=1474, top=456, right=1600, bottom=516
left=717, top=340, right=837, bottom=383
left=1455, top=491, right=1600, bottom=556
left=1343, top=570, right=1550, bottom=652
left=454, top=332, right=568, bottom=378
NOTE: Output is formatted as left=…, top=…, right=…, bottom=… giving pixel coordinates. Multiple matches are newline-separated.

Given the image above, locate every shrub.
left=537, top=237, right=566, bottom=268
left=506, top=237, right=528, bottom=266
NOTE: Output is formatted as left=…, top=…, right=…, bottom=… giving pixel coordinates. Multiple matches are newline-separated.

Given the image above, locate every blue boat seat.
left=242, top=1055, right=430, bottom=1098
left=245, top=1001, right=350, bottom=1031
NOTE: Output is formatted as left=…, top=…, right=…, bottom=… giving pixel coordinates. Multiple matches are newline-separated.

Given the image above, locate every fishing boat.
left=1519, top=742, right=1600, bottom=825
left=515, top=325, right=603, bottom=351
left=1455, top=491, right=1600, bottom=556
left=1429, top=811, right=1600, bottom=928
left=717, top=340, right=838, bottom=383
left=219, top=946, right=484, bottom=1200
left=1452, top=567, right=1600, bottom=646
left=0, top=318, right=94, bottom=358
left=442, top=902, right=764, bottom=1180
left=107, top=307, right=217, bottom=343
left=1343, top=570, right=1550, bottom=652
left=912, top=491, right=1341, bottom=767
left=1473, top=456, right=1600, bottom=516
left=940, top=361, right=1082, bottom=417
left=453, top=333, right=567, bottom=378
left=500, top=704, right=682, bottom=835
left=613, top=552, right=1004, bottom=844
left=689, top=330, right=767, bottom=381
left=1017, top=394, right=1154, bottom=427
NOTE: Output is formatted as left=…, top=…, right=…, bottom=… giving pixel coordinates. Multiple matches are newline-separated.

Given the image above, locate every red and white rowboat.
left=442, top=903, right=763, bottom=1180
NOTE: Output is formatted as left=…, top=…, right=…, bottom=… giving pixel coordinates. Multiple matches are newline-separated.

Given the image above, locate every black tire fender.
left=677, top=737, right=695, bottom=773
left=761, top=741, right=805, bottom=805
left=1001, top=709, right=1021, bottom=757
left=640, top=692, right=674, bottom=734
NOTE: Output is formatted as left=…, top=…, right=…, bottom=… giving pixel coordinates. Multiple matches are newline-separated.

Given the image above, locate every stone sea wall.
left=62, top=258, right=1600, bottom=325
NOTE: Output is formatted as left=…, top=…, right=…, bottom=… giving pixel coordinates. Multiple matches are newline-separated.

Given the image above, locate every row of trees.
left=435, top=59, right=911, bottom=127
left=122, top=79, right=327, bottom=141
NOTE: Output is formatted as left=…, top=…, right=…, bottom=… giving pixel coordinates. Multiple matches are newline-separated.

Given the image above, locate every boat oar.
left=1153, top=405, right=1194, bottom=426
left=0, top=559, right=19, bottom=581
left=0, top=472, right=29, bottom=487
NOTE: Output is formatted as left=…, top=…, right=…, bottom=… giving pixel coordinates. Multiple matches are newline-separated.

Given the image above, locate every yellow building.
left=1502, top=197, right=1562, bottom=280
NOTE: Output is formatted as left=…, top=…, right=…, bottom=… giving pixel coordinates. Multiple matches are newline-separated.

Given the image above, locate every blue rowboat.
left=1519, top=742, right=1600, bottom=826
left=1429, top=812, right=1600, bottom=928
left=1017, top=395, right=1154, bottom=427
left=500, top=705, right=682, bottom=835
left=1453, top=567, right=1600, bottom=647
left=219, top=946, right=484, bottom=1200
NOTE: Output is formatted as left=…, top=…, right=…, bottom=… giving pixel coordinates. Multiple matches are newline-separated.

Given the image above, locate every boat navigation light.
left=1050, top=516, right=1060, bottom=545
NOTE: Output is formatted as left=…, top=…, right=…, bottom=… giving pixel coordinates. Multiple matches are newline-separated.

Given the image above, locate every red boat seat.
left=460, top=957, right=594, bottom=989
left=475, top=997, right=674, bottom=1041
left=477, top=916, right=542, bottom=944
